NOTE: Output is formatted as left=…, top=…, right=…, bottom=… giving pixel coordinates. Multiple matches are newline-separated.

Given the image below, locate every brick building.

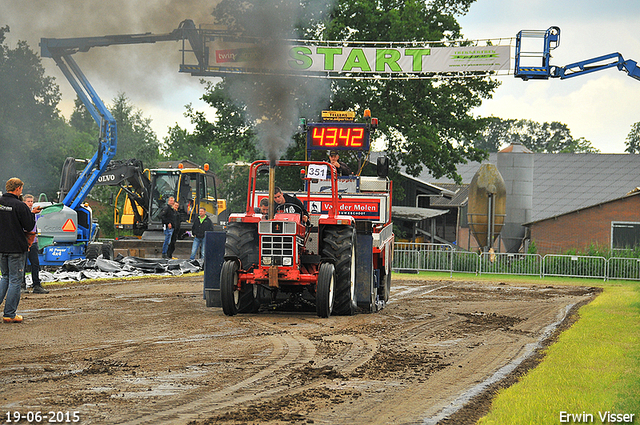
left=527, top=190, right=640, bottom=255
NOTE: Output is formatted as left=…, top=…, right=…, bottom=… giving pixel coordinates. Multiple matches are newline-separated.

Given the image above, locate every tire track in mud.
left=0, top=330, right=242, bottom=388
left=147, top=318, right=382, bottom=425
left=202, top=288, right=458, bottom=425
left=364, top=283, right=459, bottom=346
left=389, top=283, right=452, bottom=303
left=255, top=318, right=380, bottom=374
left=120, top=332, right=315, bottom=425
left=172, top=319, right=385, bottom=425
left=314, top=333, right=379, bottom=374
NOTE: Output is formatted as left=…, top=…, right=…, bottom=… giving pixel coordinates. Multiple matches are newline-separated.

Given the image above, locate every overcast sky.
left=3, top=0, right=640, bottom=153
left=458, top=0, right=640, bottom=153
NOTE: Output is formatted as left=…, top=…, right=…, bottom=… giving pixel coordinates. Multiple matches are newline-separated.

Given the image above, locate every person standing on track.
left=22, top=194, right=48, bottom=294
left=190, top=207, right=214, bottom=260
left=0, top=178, right=40, bottom=323
left=159, top=196, right=177, bottom=259
left=167, top=200, right=181, bottom=259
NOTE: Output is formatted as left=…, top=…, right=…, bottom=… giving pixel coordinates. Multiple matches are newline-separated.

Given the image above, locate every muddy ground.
left=0, top=274, right=598, bottom=424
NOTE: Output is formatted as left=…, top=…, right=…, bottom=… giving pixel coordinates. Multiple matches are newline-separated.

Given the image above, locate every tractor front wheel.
left=316, top=263, right=336, bottom=318
left=220, top=260, right=240, bottom=316
left=220, top=260, right=260, bottom=315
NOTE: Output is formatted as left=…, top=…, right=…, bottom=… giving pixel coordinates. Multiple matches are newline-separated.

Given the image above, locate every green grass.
left=475, top=280, right=640, bottom=424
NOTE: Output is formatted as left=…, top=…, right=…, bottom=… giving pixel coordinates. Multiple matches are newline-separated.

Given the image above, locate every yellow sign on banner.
left=322, top=111, right=355, bottom=121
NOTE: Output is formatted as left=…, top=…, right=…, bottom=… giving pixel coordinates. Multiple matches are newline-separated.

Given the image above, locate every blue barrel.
left=203, top=231, right=226, bottom=307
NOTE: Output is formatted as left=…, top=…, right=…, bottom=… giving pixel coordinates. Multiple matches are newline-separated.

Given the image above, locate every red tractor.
left=207, top=111, right=394, bottom=317
left=219, top=155, right=393, bottom=317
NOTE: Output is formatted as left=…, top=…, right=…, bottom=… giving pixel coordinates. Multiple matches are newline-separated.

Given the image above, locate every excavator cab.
left=112, top=163, right=227, bottom=238
left=146, top=167, right=227, bottom=234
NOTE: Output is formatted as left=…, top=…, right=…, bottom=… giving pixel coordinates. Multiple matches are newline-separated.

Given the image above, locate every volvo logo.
left=98, top=174, right=116, bottom=183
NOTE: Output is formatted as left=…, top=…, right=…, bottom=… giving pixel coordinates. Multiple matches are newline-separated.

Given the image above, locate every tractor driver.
left=259, top=198, right=270, bottom=215
left=254, top=198, right=270, bottom=217
left=273, top=187, right=309, bottom=224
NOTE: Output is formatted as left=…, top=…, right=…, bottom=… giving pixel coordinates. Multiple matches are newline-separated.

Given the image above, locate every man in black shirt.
left=159, top=196, right=177, bottom=258
left=190, top=207, right=214, bottom=260
left=328, top=150, right=353, bottom=176
left=0, top=178, right=39, bottom=323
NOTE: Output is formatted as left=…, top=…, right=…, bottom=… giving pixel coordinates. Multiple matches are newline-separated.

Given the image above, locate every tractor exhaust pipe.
left=268, top=159, right=276, bottom=220
left=267, top=159, right=279, bottom=288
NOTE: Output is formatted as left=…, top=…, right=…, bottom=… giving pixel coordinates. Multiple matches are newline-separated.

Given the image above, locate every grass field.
left=396, top=272, right=640, bottom=424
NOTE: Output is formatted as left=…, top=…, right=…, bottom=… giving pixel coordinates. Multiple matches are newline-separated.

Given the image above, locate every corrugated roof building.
left=380, top=150, right=640, bottom=253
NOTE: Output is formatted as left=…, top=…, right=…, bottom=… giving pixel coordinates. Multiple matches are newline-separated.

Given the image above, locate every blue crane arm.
left=552, top=53, right=640, bottom=81
left=39, top=20, right=203, bottom=210
left=515, top=26, right=640, bottom=82
left=48, top=52, right=117, bottom=211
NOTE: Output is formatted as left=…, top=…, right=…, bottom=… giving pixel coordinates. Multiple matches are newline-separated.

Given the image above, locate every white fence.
left=394, top=243, right=453, bottom=275
left=542, top=254, right=607, bottom=280
left=608, top=257, right=640, bottom=281
left=392, top=243, right=640, bottom=281
left=480, top=252, right=543, bottom=277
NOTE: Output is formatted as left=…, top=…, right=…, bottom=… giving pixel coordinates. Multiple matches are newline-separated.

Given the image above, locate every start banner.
left=201, top=42, right=510, bottom=76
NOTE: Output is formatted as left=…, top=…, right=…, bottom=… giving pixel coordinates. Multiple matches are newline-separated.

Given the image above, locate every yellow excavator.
left=97, top=159, right=227, bottom=239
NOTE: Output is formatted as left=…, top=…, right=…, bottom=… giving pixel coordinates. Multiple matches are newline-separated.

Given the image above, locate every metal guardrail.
left=452, top=251, right=479, bottom=274
left=392, top=243, right=640, bottom=281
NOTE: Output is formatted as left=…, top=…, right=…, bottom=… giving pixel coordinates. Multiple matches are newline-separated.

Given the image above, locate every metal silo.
left=467, top=164, right=507, bottom=251
left=497, top=142, right=533, bottom=253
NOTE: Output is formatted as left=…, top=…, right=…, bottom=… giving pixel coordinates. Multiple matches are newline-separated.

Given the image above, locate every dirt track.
left=0, top=274, right=597, bottom=424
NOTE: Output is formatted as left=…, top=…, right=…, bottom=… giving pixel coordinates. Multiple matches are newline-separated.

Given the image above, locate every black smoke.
left=213, top=0, right=335, bottom=162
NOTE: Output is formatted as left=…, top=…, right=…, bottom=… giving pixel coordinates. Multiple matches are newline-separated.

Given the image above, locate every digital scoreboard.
left=306, top=123, right=370, bottom=151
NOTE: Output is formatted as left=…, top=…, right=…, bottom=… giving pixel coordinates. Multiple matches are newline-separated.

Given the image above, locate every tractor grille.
left=262, top=235, right=295, bottom=259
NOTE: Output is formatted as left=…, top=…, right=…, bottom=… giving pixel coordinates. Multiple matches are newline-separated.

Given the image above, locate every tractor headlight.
left=262, top=256, right=272, bottom=265
left=282, top=257, right=292, bottom=266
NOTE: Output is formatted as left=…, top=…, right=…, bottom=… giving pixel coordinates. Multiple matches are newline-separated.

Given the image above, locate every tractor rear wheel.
left=316, top=263, right=336, bottom=318
left=224, top=223, right=259, bottom=270
left=321, top=226, right=356, bottom=316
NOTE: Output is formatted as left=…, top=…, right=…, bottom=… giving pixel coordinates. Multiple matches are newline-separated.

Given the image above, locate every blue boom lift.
left=37, top=20, right=205, bottom=266
left=515, top=26, right=640, bottom=81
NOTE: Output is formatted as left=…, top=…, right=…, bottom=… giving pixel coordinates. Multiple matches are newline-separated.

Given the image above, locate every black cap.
left=329, top=150, right=338, bottom=156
